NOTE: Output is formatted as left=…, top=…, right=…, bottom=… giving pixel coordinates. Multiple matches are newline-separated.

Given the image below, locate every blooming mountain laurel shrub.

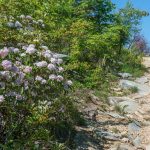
left=0, top=44, right=72, bottom=102
left=0, top=15, right=77, bottom=149
left=0, top=15, right=72, bottom=104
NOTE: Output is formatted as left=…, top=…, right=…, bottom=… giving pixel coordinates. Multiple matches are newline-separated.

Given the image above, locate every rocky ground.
left=74, top=57, right=150, bottom=150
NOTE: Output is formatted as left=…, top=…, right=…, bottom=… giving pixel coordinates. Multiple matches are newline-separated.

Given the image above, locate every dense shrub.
left=0, top=15, right=81, bottom=149
left=119, top=49, right=145, bottom=77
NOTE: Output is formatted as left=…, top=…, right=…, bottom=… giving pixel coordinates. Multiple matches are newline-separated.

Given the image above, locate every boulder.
left=120, top=80, right=150, bottom=96
left=118, top=100, right=139, bottom=113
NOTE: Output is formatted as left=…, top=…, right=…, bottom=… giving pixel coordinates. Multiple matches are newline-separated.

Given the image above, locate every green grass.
left=129, top=86, right=139, bottom=93
left=114, top=104, right=128, bottom=115
left=121, top=64, right=147, bottom=78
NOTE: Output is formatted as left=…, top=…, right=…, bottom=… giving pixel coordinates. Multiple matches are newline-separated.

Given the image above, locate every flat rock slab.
left=120, top=80, right=150, bottom=96
left=118, top=100, right=139, bottom=113
left=108, top=97, right=134, bottom=105
left=95, top=130, right=121, bottom=141
left=135, top=76, right=149, bottom=84
left=108, top=96, right=139, bottom=113
left=128, top=122, right=141, bottom=133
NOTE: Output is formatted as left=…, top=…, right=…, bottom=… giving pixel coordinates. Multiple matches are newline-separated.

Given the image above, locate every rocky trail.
left=74, top=57, right=150, bottom=150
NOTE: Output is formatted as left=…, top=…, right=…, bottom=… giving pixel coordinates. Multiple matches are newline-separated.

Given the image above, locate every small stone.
left=128, top=122, right=141, bottom=133
left=132, top=136, right=141, bottom=147
left=118, top=73, right=132, bottom=79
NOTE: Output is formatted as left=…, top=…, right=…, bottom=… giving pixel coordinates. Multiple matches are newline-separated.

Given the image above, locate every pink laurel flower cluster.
left=0, top=47, right=9, bottom=58
left=0, top=44, right=72, bottom=102
left=23, top=66, right=32, bottom=73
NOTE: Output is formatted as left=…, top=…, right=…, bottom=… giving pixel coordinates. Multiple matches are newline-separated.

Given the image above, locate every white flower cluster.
left=0, top=44, right=72, bottom=103
left=7, top=15, right=45, bottom=30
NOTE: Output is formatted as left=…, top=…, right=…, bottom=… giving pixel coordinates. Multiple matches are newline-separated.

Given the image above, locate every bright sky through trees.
left=112, top=0, right=150, bottom=43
